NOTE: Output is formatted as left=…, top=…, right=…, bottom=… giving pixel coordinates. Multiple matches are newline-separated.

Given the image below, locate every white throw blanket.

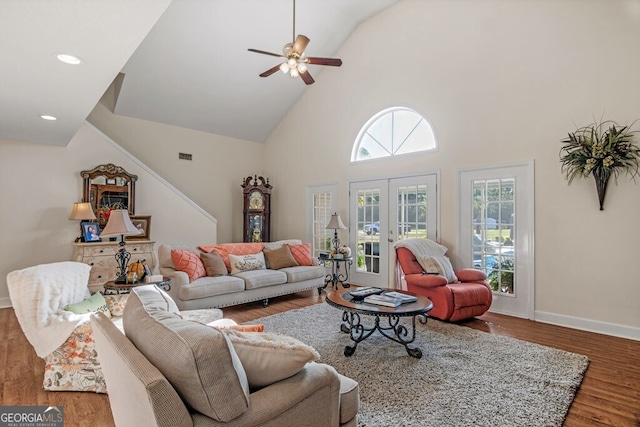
left=7, top=262, right=93, bottom=358
left=394, top=238, right=458, bottom=283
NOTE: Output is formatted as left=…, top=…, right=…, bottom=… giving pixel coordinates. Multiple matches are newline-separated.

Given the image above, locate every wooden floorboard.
left=2, top=289, right=639, bottom=426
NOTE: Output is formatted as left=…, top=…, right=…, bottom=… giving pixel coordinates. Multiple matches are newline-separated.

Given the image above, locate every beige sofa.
left=158, top=241, right=326, bottom=310
left=91, top=285, right=359, bottom=427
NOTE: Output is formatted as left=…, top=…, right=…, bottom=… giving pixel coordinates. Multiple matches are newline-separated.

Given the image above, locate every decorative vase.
left=594, top=173, right=610, bottom=211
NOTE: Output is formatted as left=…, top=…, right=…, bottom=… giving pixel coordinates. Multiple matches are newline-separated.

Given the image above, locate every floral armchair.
left=7, top=261, right=222, bottom=392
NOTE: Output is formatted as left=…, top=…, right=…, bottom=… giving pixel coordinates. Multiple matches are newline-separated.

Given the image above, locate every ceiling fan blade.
left=305, top=57, right=343, bottom=67
left=259, top=64, right=282, bottom=78
left=248, top=48, right=284, bottom=58
left=292, top=34, right=310, bottom=55
left=300, top=70, right=315, bottom=85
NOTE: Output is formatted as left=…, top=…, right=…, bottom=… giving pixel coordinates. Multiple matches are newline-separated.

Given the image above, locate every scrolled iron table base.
left=325, top=287, right=433, bottom=359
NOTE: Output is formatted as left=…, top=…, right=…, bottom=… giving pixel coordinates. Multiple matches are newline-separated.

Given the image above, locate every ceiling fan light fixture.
left=283, top=43, right=293, bottom=57
left=279, top=63, right=289, bottom=73
left=289, top=67, right=299, bottom=78
left=297, top=62, right=307, bottom=73
left=287, top=58, right=297, bottom=68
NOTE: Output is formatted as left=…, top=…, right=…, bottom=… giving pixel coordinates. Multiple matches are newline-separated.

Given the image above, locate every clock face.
left=249, top=190, right=264, bottom=210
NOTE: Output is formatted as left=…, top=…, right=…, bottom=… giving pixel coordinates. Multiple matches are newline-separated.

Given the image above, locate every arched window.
left=351, top=107, right=437, bottom=162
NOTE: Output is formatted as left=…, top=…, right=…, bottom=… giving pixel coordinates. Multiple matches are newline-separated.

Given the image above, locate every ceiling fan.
left=248, top=0, right=342, bottom=85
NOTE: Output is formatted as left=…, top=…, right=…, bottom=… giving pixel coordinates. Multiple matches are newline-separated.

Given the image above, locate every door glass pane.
left=396, top=184, right=427, bottom=240
left=472, top=178, right=515, bottom=294
left=312, top=192, right=333, bottom=258
left=356, top=188, right=380, bottom=273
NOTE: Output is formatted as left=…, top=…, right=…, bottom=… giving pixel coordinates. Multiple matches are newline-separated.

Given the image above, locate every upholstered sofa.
left=7, top=261, right=222, bottom=392
left=395, top=239, right=492, bottom=322
left=158, top=240, right=326, bottom=310
left=91, top=285, right=360, bottom=427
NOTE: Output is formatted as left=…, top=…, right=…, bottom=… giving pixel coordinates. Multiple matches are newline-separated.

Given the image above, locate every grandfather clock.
left=242, top=175, right=272, bottom=243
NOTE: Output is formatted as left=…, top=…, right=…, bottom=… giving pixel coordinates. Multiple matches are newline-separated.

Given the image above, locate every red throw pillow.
left=286, top=243, right=313, bottom=266
left=171, top=249, right=206, bottom=282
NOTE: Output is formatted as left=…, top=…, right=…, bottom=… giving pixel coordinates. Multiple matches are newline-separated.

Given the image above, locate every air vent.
left=178, top=152, right=192, bottom=161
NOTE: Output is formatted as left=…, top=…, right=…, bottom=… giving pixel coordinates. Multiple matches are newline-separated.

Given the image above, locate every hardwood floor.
left=2, top=289, right=639, bottom=426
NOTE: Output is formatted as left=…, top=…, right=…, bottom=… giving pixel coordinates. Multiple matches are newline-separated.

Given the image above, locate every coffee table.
left=325, top=286, right=433, bottom=358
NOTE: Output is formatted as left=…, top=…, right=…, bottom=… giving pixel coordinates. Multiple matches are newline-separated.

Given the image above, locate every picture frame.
left=82, top=221, right=102, bottom=243
left=127, top=215, right=151, bottom=240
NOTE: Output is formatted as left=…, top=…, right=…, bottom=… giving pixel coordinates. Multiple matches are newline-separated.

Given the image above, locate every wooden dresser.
left=72, top=241, right=156, bottom=292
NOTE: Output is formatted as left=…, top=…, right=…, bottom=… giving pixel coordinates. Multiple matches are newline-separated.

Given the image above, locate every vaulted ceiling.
left=1, top=0, right=399, bottom=147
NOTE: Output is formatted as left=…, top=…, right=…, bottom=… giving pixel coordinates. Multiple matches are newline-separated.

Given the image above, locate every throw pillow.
left=263, top=245, right=299, bottom=270
left=202, top=243, right=265, bottom=271
left=200, top=251, right=228, bottom=276
left=124, top=287, right=250, bottom=422
left=286, top=243, right=314, bottom=266
left=222, top=329, right=320, bottom=389
left=64, top=292, right=111, bottom=318
left=228, top=252, right=266, bottom=275
left=171, top=249, right=206, bottom=282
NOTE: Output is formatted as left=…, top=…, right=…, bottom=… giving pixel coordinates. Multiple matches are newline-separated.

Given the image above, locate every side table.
left=318, top=256, right=353, bottom=292
left=102, top=276, right=171, bottom=295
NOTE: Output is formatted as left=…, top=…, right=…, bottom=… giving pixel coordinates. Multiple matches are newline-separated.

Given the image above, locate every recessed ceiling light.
left=40, top=115, right=57, bottom=121
left=56, top=53, right=83, bottom=65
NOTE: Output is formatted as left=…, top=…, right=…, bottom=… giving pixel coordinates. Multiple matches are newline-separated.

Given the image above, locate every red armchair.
left=396, top=247, right=492, bottom=322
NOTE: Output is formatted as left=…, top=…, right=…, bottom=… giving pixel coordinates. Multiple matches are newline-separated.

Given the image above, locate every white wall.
left=87, top=83, right=266, bottom=243
left=0, top=124, right=216, bottom=306
left=263, top=0, right=640, bottom=336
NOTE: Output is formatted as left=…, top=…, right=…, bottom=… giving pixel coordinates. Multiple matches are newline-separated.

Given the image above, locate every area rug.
left=246, top=303, right=589, bottom=427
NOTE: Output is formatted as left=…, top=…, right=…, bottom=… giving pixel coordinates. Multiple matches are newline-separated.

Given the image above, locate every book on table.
left=384, top=291, right=417, bottom=303
left=363, top=294, right=402, bottom=307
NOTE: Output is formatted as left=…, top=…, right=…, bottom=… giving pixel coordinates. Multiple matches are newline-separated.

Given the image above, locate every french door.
left=457, top=161, right=534, bottom=319
left=349, top=175, right=438, bottom=288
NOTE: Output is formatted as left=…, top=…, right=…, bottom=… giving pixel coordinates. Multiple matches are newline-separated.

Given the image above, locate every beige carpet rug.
left=247, top=303, right=589, bottom=427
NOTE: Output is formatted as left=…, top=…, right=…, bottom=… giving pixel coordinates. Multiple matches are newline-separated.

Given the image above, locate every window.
left=306, top=184, right=338, bottom=258
left=351, top=107, right=437, bottom=162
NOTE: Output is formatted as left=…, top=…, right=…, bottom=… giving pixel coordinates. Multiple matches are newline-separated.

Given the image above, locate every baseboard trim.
left=0, top=297, right=12, bottom=309
left=535, top=310, right=640, bottom=342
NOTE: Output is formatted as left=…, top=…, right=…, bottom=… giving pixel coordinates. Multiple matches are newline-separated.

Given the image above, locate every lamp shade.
left=100, top=209, right=142, bottom=238
left=326, top=213, right=347, bottom=230
left=69, top=202, right=96, bottom=221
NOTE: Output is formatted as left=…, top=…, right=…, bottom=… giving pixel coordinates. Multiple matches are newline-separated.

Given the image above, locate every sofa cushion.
left=171, top=249, right=207, bottom=282
left=286, top=243, right=314, bottom=266
left=177, top=275, right=246, bottom=301
left=200, top=251, right=228, bottom=277
left=264, top=245, right=299, bottom=270
left=221, top=329, right=320, bottom=389
left=280, top=265, right=325, bottom=283
left=124, top=286, right=250, bottom=422
left=263, top=239, right=302, bottom=250
left=229, top=252, right=266, bottom=275
left=236, top=269, right=287, bottom=290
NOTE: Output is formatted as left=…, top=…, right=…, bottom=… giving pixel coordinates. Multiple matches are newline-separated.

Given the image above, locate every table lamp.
left=69, top=202, right=97, bottom=242
left=326, top=212, right=347, bottom=253
left=100, top=209, right=142, bottom=283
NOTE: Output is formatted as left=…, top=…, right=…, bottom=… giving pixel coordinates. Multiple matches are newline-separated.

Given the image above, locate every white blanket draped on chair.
left=393, top=238, right=458, bottom=283
left=7, top=262, right=93, bottom=358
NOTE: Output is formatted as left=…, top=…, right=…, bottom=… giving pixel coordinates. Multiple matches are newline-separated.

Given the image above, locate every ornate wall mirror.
left=81, top=164, right=137, bottom=227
